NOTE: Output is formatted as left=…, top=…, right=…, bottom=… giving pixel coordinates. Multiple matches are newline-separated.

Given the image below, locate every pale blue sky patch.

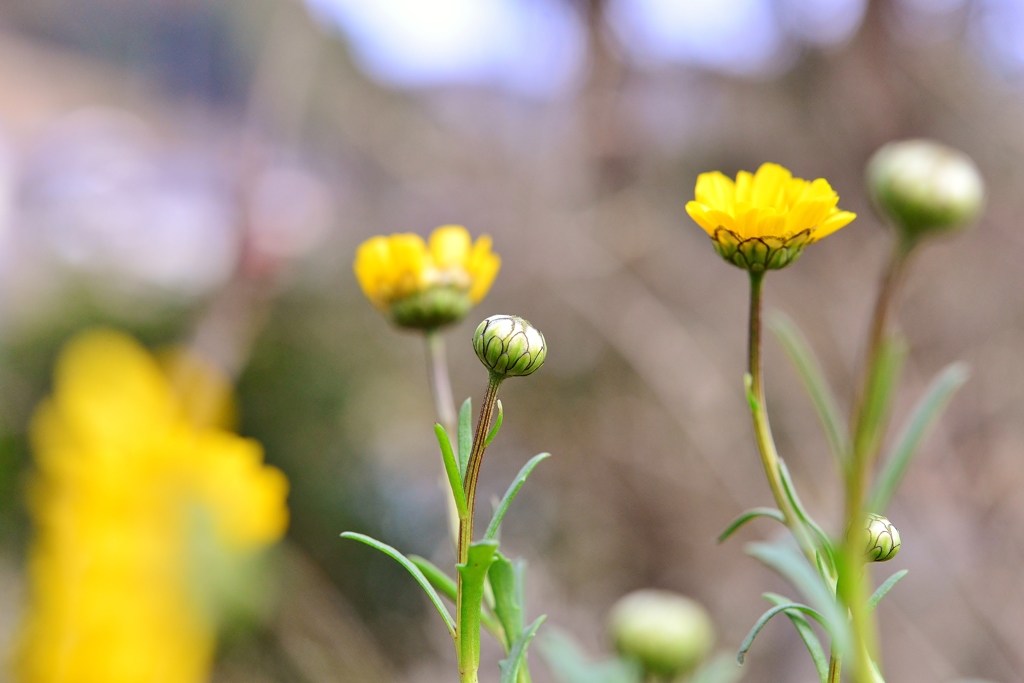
left=304, top=0, right=586, bottom=96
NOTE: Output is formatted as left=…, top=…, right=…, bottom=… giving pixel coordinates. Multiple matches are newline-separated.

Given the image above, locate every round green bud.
left=867, top=139, right=984, bottom=244
left=473, top=315, right=546, bottom=378
left=864, top=513, right=901, bottom=562
left=390, top=286, right=472, bottom=330
left=608, top=590, right=715, bottom=679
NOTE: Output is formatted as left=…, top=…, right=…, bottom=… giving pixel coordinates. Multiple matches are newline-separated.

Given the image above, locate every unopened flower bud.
left=608, top=590, right=715, bottom=679
left=864, top=513, right=901, bottom=562
left=473, top=315, right=546, bottom=378
left=867, top=139, right=984, bottom=244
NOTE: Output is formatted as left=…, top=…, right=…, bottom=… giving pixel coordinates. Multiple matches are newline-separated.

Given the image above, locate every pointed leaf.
left=489, top=552, right=524, bottom=649
left=867, top=569, right=908, bottom=612
left=458, top=540, right=501, bottom=674
left=870, top=363, right=968, bottom=513
left=484, top=452, right=551, bottom=542
left=737, top=601, right=828, bottom=665
left=763, top=592, right=828, bottom=682
left=485, top=400, right=504, bottom=447
left=770, top=312, right=850, bottom=465
left=500, top=615, right=547, bottom=683
left=435, top=424, right=468, bottom=519
left=746, top=541, right=851, bottom=657
left=459, top=397, right=473, bottom=479
left=688, top=654, right=744, bottom=683
left=718, top=507, right=786, bottom=543
left=777, top=459, right=837, bottom=574
left=342, top=532, right=455, bottom=639
left=410, top=555, right=457, bottom=602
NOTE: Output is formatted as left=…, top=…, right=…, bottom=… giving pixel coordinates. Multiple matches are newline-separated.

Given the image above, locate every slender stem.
left=455, top=375, right=502, bottom=683
left=834, top=242, right=912, bottom=683
left=424, top=330, right=463, bottom=555
left=827, top=653, right=842, bottom=683
left=850, top=245, right=911, bottom=467
left=458, top=375, right=503, bottom=564
left=747, top=271, right=817, bottom=559
left=425, top=329, right=458, bottom=436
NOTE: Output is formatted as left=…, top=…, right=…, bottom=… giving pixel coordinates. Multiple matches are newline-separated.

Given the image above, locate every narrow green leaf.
left=870, top=363, right=969, bottom=513
left=737, top=601, right=828, bottom=665
left=770, top=312, right=850, bottom=465
left=746, top=541, right=851, bottom=657
left=537, top=628, right=642, bottom=683
left=458, top=397, right=473, bottom=479
left=458, top=540, right=501, bottom=675
left=763, top=592, right=828, bottom=682
left=342, top=532, right=455, bottom=639
left=854, top=334, right=907, bottom=464
left=867, top=569, right=909, bottom=612
left=777, top=459, right=837, bottom=573
left=435, top=424, right=468, bottom=519
left=484, top=453, right=552, bottom=542
left=688, top=654, right=744, bottom=683
left=485, top=399, right=504, bottom=447
left=490, top=552, right=524, bottom=650
left=410, top=555, right=457, bottom=602
left=717, top=507, right=786, bottom=543
left=499, top=615, right=547, bottom=683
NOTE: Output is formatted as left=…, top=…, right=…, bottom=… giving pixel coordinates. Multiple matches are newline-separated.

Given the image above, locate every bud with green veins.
left=608, top=590, right=715, bottom=679
left=864, top=513, right=901, bottom=562
left=867, top=139, right=984, bottom=245
left=473, top=315, right=546, bottom=378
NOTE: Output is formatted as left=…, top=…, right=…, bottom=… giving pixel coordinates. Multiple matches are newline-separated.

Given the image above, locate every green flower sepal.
left=711, top=228, right=813, bottom=273
left=390, top=286, right=473, bottom=330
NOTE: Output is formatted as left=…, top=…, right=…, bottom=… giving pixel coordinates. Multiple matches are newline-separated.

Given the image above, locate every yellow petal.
left=468, top=236, right=500, bottom=303
left=813, top=210, right=857, bottom=241
left=733, top=204, right=761, bottom=239
left=353, top=236, right=392, bottom=308
left=751, top=163, right=791, bottom=209
left=385, top=233, right=429, bottom=299
left=802, top=177, right=838, bottom=203
left=685, top=201, right=719, bottom=236
left=735, top=170, right=754, bottom=204
left=694, top=172, right=735, bottom=211
left=754, top=208, right=787, bottom=239
left=785, top=198, right=834, bottom=235
left=429, top=225, right=472, bottom=269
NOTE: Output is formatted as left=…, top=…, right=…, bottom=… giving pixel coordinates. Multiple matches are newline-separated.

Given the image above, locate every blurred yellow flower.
left=686, top=163, right=856, bottom=271
left=354, top=225, right=501, bottom=329
left=15, top=329, right=289, bottom=683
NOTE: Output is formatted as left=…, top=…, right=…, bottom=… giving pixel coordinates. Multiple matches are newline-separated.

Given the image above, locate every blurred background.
left=0, top=0, right=1021, bottom=681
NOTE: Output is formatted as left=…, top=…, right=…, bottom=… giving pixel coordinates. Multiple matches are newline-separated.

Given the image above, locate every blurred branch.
left=273, top=542, right=395, bottom=683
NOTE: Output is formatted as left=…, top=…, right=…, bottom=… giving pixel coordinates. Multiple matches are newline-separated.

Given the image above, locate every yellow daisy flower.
left=686, top=163, right=856, bottom=271
left=354, top=225, right=501, bottom=329
left=15, top=329, right=289, bottom=683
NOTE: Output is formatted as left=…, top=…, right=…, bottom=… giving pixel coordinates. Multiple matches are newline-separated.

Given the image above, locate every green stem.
left=458, top=374, right=502, bottom=564
left=834, top=243, right=912, bottom=683
left=425, top=329, right=458, bottom=437
left=850, top=245, right=910, bottom=465
left=455, top=374, right=503, bottom=683
left=425, top=329, right=464, bottom=557
left=827, top=653, right=842, bottom=683
left=747, top=271, right=817, bottom=559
